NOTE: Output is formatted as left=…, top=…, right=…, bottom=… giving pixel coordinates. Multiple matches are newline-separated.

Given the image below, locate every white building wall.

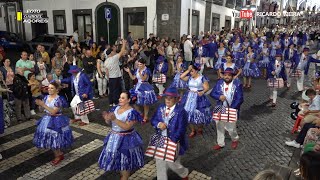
left=211, top=4, right=238, bottom=31
left=180, top=0, right=206, bottom=36
left=180, top=0, right=239, bottom=36
left=23, top=0, right=156, bottom=41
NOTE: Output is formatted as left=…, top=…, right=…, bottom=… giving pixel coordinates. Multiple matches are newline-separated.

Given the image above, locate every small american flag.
left=213, top=105, right=227, bottom=114
left=145, top=134, right=178, bottom=162
left=213, top=107, right=238, bottom=123
left=75, top=100, right=95, bottom=116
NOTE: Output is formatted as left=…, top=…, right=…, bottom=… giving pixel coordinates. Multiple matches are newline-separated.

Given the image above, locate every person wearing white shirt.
left=183, top=35, right=194, bottom=67
left=104, top=40, right=127, bottom=106
left=73, top=30, right=79, bottom=43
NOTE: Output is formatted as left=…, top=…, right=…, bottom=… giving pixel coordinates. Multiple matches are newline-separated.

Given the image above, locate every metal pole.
left=209, top=0, right=213, bottom=33
left=254, top=5, right=257, bottom=30
left=189, top=0, right=193, bottom=35
left=107, top=20, right=110, bottom=44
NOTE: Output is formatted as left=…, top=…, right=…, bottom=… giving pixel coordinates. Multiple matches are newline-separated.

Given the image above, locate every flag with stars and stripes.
left=145, top=134, right=178, bottom=162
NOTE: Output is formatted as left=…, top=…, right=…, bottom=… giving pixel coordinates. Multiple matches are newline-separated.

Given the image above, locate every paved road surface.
left=0, top=64, right=305, bottom=180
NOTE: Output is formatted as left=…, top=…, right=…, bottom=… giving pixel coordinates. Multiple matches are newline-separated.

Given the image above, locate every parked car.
left=0, top=31, right=27, bottom=50
left=26, top=34, right=60, bottom=56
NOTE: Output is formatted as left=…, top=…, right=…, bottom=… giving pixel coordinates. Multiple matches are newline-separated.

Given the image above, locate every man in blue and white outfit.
left=210, top=68, right=244, bottom=150
left=60, top=65, right=93, bottom=126
left=151, top=87, right=189, bottom=180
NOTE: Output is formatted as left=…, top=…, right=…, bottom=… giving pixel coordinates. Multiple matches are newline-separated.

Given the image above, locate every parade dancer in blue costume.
left=124, top=58, right=157, bottom=124
left=294, top=48, right=312, bottom=92
left=251, top=34, right=260, bottom=51
left=215, top=42, right=228, bottom=78
left=60, top=65, right=93, bottom=126
left=270, top=37, right=281, bottom=58
left=281, top=34, right=293, bottom=53
left=242, top=38, right=250, bottom=54
left=231, top=38, right=244, bottom=68
left=33, top=81, right=73, bottom=166
left=153, top=56, right=169, bottom=97
left=218, top=54, right=242, bottom=81
left=283, top=43, right=298, bottom=88
left=99, top=91, right=144, bottom=180
left=170, top=55, right=187, bottom=92
left=242, top=46, right=261, bottom=89
left=180, top=63, right=211, bottom=138
left=0, top=75, right=12, bottom=159
left=151, top=87, right=189, bottom=180
left=267, top=54, right=287, bottom=107
left=258, top=43, right=270, bottom=78
left=203, top=36, right=218, bottom=69
left=194, top=42, right=208, bottom=74
left=211, top=68, right=244, bottom=150
left=291, top=33, right=299, bottom=49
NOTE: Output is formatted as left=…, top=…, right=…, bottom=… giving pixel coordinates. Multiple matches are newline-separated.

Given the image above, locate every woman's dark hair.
left=92, top=42, right=98, bottom=50
left=226, top=54, right=233, bottom=59
left=248, top=46, right=254, bottom=51
left=300, top=151, right=320, bottom=180
left=121, top=91, right=135, bottom=104
left=306, top=88, right=317, bottom=96
left=50, top=81, right=61, bottom=90
left=121, top=91, right=131, bottom=100
left=138, top=58, right=146, bottom=64
left=28, top=73, right=35, bottom=80
left=192, top=64, right=201, bottom=71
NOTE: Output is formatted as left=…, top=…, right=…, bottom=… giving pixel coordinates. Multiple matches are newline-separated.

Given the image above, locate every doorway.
left=73, top=10, right=93, bottom=42
left=212, top=13, right=220, bottom=32
left=123, top=7, right=147, bottom=40
left=225, top=16, right=231, bottom=30
left=96, top=3, right=120, bottom=45
left=188, top=9, right=200, bottom=36
left=31, top=11, right=48, bottom=38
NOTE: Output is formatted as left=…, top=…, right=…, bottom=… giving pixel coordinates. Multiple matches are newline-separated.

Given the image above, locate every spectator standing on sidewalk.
left=13, top=67, right=32, bottom=122
left=40, top=46, right=51, bottom=72
left=184, top=35, right=194, bottom=68
left=28, top=73, right=41, bottom=115
left=82, top=50, right=96, bottom=81
left=73, top=29, right=79, bottom=43
left=96, top=52, right=108, bottom=98
left=15, top=51, right=34, bottom=79
left=127, top=32, right=134, bottom=48
left=105, top=40, right=127, bottom=106
left=33, top=44, right=42, bottom=64
left=51, top=51, right=64, bottom=71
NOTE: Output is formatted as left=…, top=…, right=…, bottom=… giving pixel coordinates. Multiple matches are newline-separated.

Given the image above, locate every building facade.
left=1, top=0, right=244, bottom=43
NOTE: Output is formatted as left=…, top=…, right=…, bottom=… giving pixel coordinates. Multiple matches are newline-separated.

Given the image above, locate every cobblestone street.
left=0, top=67, right=302, bottom=180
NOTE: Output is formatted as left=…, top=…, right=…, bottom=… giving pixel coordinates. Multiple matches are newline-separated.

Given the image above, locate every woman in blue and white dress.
left=232, top=38, right=244, bottom=68
left=170, top=55, right=187, bottom=91
left=124, top=58, right=157, bottom=123
left=33, top=81, right=73, bottom=166
left=215, top=42, right=228, bottom=78
left=242, top=38, right=251, bottom=54
left=242, top=46, right=261, bottom=88
left=258, top=43, right=270, bottom=78
left=270, top=37, right=281, bottom=58
left=219, top=54, right=242, bottom=82
left=251, top=34, right=260, bottom=51
left=99, top=91, right=144, bottom=180
left=180, top=63, right=211, bottom=138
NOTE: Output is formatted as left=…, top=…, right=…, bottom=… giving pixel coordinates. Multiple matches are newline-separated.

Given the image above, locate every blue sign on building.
left=105, top=8, right=112, bottom=20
